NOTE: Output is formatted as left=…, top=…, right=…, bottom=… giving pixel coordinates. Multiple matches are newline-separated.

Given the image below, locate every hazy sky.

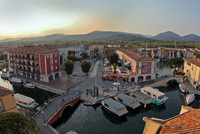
left=0, top=0, right=200, bottom=39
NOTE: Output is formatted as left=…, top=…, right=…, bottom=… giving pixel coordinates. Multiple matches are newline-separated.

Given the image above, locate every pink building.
left=116, top=49, right=157, bottom=82
left=8, top=46, right=61, bottom=82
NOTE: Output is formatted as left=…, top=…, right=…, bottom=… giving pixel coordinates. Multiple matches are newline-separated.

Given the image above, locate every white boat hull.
left=9, top=77, right=22, bottom=84
left=179, top=84, right=185, bottom=93
left=186, top=94, right=195, bottom=105
left=23, top=83, right=35, bottom=89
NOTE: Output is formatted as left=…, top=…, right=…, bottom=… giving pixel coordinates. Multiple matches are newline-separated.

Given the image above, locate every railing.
left=44, top=92, right=81, bottom=125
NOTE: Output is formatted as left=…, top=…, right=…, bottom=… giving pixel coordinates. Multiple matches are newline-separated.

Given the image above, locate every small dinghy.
left=186, top=94, right=195, bottom=105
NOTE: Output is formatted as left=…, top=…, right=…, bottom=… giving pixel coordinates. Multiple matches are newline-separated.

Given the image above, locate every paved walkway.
left=34, top=60, right=100, bottom=134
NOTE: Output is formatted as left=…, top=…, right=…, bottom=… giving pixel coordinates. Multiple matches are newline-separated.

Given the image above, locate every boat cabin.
left=141, top=86, right=165, bottom=100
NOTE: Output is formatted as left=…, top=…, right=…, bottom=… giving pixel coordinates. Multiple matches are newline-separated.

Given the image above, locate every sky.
left=0, top=0, right=200, bottom=39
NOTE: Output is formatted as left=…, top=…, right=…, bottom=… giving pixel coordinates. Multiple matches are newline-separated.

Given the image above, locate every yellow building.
left=0, top=86, right=18, bottom=113
left=184, top=58, right=200, bottom=88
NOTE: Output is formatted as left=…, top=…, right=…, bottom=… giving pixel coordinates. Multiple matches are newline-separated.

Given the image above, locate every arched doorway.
left=138, top=76, right=144, bottom=82
left=55, top=73, right=59, bottom=79
left=131, top=77, right=135, bottom=82
left=49, top=75, right=53, bottom=81
left=146, top=75, right=151, bottom=80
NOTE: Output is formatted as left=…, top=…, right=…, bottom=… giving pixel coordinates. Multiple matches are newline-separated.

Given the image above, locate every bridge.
left=33, top=91, right=81, bottom=134
left=147, top=75, right=183, bottom=88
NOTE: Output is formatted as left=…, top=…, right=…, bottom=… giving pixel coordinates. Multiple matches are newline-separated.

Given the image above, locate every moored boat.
left=179, top=84, right=186, bottom=93
left=1, top=73, right=9, bottom=79
left=14, top=93, right=39, bottom=110
left=83, top=101, right=95, bottom=106
left=23, top=81, right=35, bottom=89
left=140, top=86, right=168, bottom=106
left=130, top=90, right=152, bottom=106
left=101, top=98, right=128, bottom=117
left=114, top=93, right=141, bottom=109
left=9, top=77, right=22, bottom=84
left=186, top=94, right=195, bottom=105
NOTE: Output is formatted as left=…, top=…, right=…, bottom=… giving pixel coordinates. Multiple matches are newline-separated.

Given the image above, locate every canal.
left=53, top=62, right=200, bottom=134
left=0, top=71, right=55, bottom=105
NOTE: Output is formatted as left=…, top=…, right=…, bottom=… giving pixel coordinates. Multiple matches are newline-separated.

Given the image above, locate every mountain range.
left=153, top=31, right=200, bottom=42
left=0, top=31, right=200, bottom=43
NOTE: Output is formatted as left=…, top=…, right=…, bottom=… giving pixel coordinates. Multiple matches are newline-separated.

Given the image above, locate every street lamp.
left=41, top=110, right=46, bottom=125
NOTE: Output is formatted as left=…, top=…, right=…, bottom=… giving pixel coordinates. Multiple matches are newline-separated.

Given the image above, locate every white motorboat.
left=179, top=84, right=186, bottom=93
left=14, top=93, right=39, bottom=110
left=1, top=73, right=9, bottom=79
left=23, top=81, right=35, bottom=89
left=140, top=86, right=168, bottom=106
left=186, top=94, right=195, bottom=105
left=9, top=77, right=22, bottom=84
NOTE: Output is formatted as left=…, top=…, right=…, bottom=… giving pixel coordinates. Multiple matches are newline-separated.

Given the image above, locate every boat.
left=186, top=94, right=195, bottom=105
left=83, top=101, right=95, bottom=106
left=9, top=77, right=22, bottom=84
left=1, top=73, right=9, bottom=79
left=114, top=93, right=141, bottom=109
left=140, top=86, right=168, bottom=106
left=101, top=98, right=128, bottom=117
left=130, top=90, right=152, bottom=106
left=14, top=93, right=39, bottom=110
left=179, top=84, right=186, bottom=93
left=23, top=81, right=35, bottom=89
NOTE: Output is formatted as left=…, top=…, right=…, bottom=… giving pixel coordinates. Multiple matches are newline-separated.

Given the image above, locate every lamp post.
left=41, top=110, right=45, bottom=125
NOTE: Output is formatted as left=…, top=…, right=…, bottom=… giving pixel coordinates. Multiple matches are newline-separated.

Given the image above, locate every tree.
left=80, top=60, right=91, bottom=76
left=106, top=49, right=119, bottom=74
left=167, top=57, right=184, bottom=74
left=0, top=112, right=39, bottom=134
left=68, top=50, right=75, bottom=56
left=60, top=55, right=63, bottom=65
left=64, top=60, right=74, bottom=78
left=93, top=47, right=99, bottom=58
left=80, top=52, right=89, bottom=59
left=67, top=54, right=76, bottom=61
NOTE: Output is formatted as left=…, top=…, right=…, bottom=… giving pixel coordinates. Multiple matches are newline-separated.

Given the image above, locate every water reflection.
left=101, top=107, right=128, bottom=125
left=0, top=72, right=55, bottom=105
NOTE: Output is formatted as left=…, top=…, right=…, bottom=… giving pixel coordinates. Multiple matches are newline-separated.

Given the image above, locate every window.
left=0, top=101, right=5, bottom=112
left=143, top=69, right=147, bottom=73
left=55, top=66, right=58, bottom=70
left=55, top=60, right=57, bottom=63
left=47, top=55, right=49, bottom=58
left=55, top=54, right=57, bottom=57
left=153, top=94, right=157, bottom=99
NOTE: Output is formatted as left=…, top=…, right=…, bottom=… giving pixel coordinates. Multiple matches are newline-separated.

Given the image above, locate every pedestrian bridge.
left=148, top=75, right=183, bottom=88
left=33, top=91, right=81, bottom=134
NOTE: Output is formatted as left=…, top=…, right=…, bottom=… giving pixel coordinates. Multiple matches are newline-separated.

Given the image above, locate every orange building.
left=0, top=86, right=18, bottom=113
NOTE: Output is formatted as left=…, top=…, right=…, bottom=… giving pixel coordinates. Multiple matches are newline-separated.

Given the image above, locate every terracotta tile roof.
left=117, top=49, right=156, bottom=62
left=8, top=45, right=59, bottom=54
left=160, top=109, right=200, bottom=133
left=185, top=49, right=194, bottom=53
left=186, top=58, right=200, bottom=68
left=0, top=86, right=14, bottom=97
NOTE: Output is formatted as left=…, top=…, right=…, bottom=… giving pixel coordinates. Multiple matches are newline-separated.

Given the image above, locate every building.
left=184, top=58, right=200, bottom=88
left=0, top=86, right=18, bottom=113
left=58, top=44, right=84, bottom=62
left=143, top=105, right=200, bottom=134
left=8, top=45, right=61, bottom=82
left=116, top=49, right=157, bottom=82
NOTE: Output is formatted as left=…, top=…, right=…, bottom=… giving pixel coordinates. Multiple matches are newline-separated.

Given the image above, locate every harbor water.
left=53, top=62, right=200, bottom=134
